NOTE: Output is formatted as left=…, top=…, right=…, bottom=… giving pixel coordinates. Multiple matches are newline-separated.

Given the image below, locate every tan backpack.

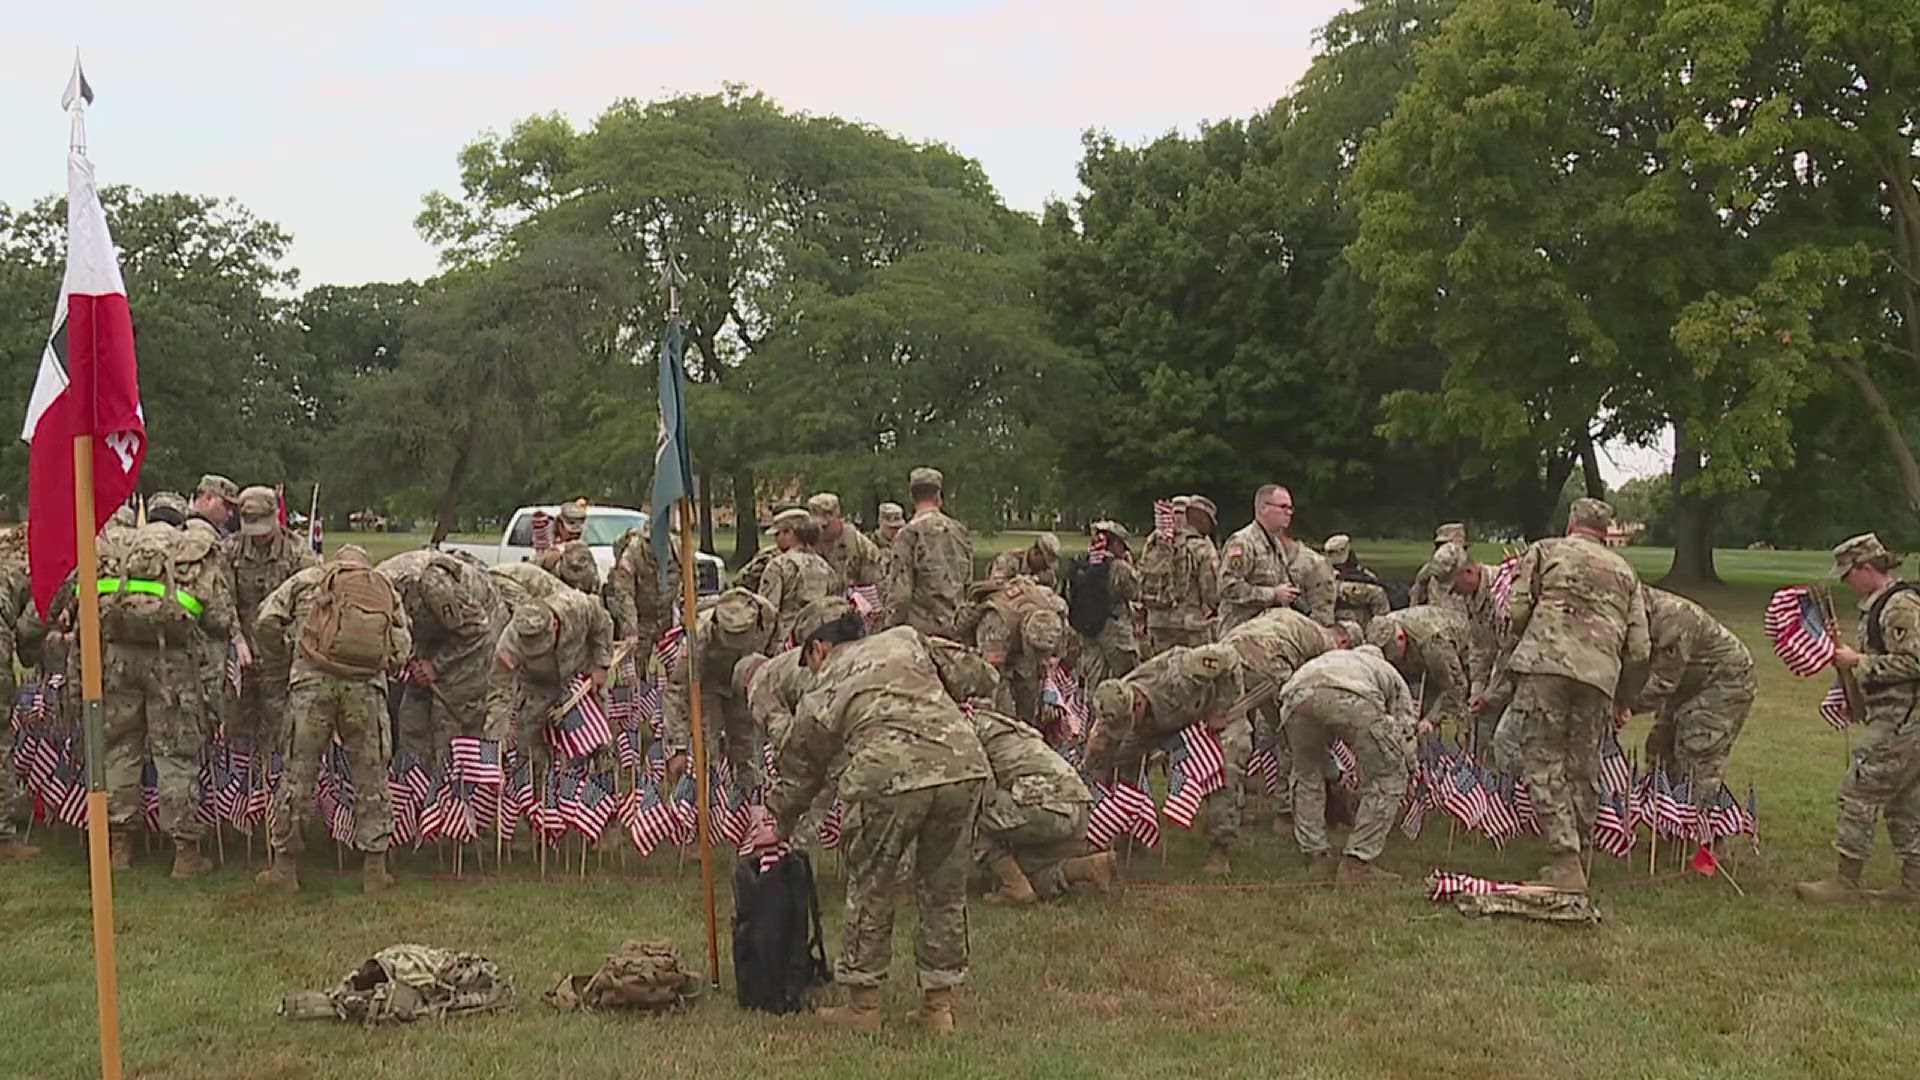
left=991, top=578, right=1066, bottom=658
left=544, top=939, right=703, bottom=1014
left=299, top=564, right=398, bottom=677
left=100, top=524, right=205, bottom=644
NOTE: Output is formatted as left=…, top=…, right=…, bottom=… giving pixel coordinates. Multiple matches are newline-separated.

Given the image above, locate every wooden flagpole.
left=73, top=437, right=124, bottom=1080
left=683, top=496, right=722, bottom=987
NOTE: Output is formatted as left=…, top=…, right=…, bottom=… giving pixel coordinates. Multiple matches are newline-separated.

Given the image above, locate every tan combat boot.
left=816, top=985, right=883, bottom=1033
left=108, top=831, right=132, bottom=872
left=1531, top=854, right=1588, bottom=892
left=1202, top=848, right=1232, bottom=877
left=982, top=854, right=1037, bottom=905
left=1335, top=855, right=1402, bottom=884
left=169, top=838, right=213, bottom=879
left=1796, top=857, right=1866, bottom=903
left=1877, top=861, right=1920, bottom=903
left=255, top=850, right=301, bottom=895
left=1060, top=852, right=1117, bottom=893
left=362, top=851, right=395, bottom=894
left=918, top=987, right=956, bottom=1037
left=0, top=837, right=41, bottom=861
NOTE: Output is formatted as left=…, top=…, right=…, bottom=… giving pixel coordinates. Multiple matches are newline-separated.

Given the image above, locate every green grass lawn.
left=6, top=542, right=1911, bottom=1079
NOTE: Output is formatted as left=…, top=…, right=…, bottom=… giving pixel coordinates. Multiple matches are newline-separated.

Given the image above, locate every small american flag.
left=54, top=758, right=87, bottom=828
left=1593, top=793, right=1635, bottom=858
left=225, top=643, right=242, bottom=696
left=1152, top=499, right=1179, bottom=540
left=1162, top=726, right=1227, bottom=829
left=1329, top=740, right=1361, bottom=792
left=1084, top=781, right=1130, bottom=850
left=1650, top=771, right=1693, bottom=838
left=1478, top=772, right=1519, bottom=847
left=549, top=674, right=613, bottom=761
left=140, top=760, right=160, bottom=833
left=1600, top=733, right=1634, bottom=796
left=569, top=771, right=617, bottom=839
left=1764, top=586, right=1837, bottom=676
left=1818, top=680, right=1853, bottom=730
left=616, top=728, right=645, bottom=770
left=1399, top=781, right=1427, bottom=840
left=637, top=678, right=665, bottom=741
left=817, top=799, right=844, bottom=849
left=1489, top=555, right=1522, bottom=623
left=1440, top=765, right=1486, bottom=831
left=389, top=759, right=421, bottom=846
left=1041, top=661, right=1088, bottom=742
left=450, top=736, right=506, bottom=786
left=530, top=510, right=554, bottom=554
left=1513, top=779, right=1539, bottom=834
left=848, top=584, right=883, bottom=626
left=1247, top=747, right=1281, bottom=797
left=1426, top=871, right=1522, bottom=901
left=621, top=779, right=675, bottom=856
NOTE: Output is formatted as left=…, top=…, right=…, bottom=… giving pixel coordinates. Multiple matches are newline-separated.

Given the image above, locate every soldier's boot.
left=918, top=987, right=956, bottom=1037
left=169, top=839, right=213, bottom=880
left=1530, top=854, right=1588, bottom=893
left=1202, top=848, right=1232, bottom=878
left=1876, top=861, right=1920, bottom=903
left=982, top=855, right=1037, bottom=905
left=362, top=852, right=395, bottom=894
left=816, top=986, right=883, bottom=1033
left=255, top=850, right=301, bottom=895
left=1335, top=855, right=1402, bottom=884
left=108, top=831, right=132, bottom=872
left=1796, top=857, right=1866, bottom=903
left=1061, top=852, right=1117, bottom=894
left=0, top=838, right=42, bottom=861
left=1306, top=853, right=1340, bottom=879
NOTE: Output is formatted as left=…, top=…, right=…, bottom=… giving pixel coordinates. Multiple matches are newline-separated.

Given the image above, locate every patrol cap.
left=238, top=485, right=279, bottom=536
left=559, top=500, right=588, bottom=528
left=909, top=466, right=944, bottom=489
left=1832, top=533, right=1901, bottom=578
left=805, top=493, right=842, bottom=518
left=1568, top=498, right=1614, bottom=532
left=1332, top=620, right=1364, bottom=650
left=1090, top=679, right=1135, bottom=723
left=334, top=543, right=372, bottom=567
left=1170, top=495, right=1191, bottom=512
left=1032, top=532, right=1061, bottom=561
left=1425, top=542, right=1469, bottom=583
left=196, top=474, right=238, bottom=502
left=1363, top=618, right=1398, bottom=654
left=766, top=507, right=812, bottom=537
left=1091, top=520, right=1129, bottom=541
left=1323, top=534, right=1352, bottom=561
left=1433, top=522, right=1467, bottom=546
left=712, top=588, right=774, bottom=650
left=147, top=491, right=189, bottom=523
left=511, top=599, right=556, bottom=657
left=878, top=502, right=906, bottom=525
left=1185, top=495, right=1217, bottom=524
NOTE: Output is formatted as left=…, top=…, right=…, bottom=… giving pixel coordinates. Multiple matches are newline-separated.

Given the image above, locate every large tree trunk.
left=1832, top=358, right=1920, bottom=515
left=1520, top=450, right=1576, bottom=540
left=430, top=431, right=475, bottom=543
left=731, top=469, right=759, bottom=567
left=1578, top=433, right=1605, bottom=498
left=1661, top=420, right=1721, bottom=587
left=698, top=467, right=717, bottom=555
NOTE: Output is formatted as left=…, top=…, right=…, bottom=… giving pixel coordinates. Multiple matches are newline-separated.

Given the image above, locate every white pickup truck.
left=439, top=504, right=725, bottom=594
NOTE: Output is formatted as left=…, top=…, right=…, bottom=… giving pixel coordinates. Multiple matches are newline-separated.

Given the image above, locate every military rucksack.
left=544, top=939, right=703, bottom=1014
left=299, top=564, right=398, bottom=678
left=100, top=524, right=205, bottom=644
left=993, top=578, right=1066, bottom=658
left=1065, top=554, right=1112, bottom=637
left=279, top=945, right=513, bottom=1024
left=732, top=850, right=830, bottom=1015
left=1136, top=535, right=1181, bottom=609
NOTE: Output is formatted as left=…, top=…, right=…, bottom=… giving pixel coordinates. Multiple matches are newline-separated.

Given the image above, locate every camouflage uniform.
left=1365, top=605, right=1473, bottom=732
left=987, top=533, right=1061, bottom=591
left=102, top=523, right=234, bottom=843
left=1086, top=643, right=1245, bottom=860
left=1069, top=545, right=1139, bottom=689
left=884, top=499, right=973, bottom=640
left=761, top=546, right=842, bottom=648
left=485, top=588, right=615, bottom=771
left=768, top=625, right=991, bottom=991
left=226, top=492, right=321, bottom=753
left=1630, top=588, right=1755, bottom=815
left=809, top=494, right=886, bottom=590
left=0, top=555, right=28, bottom=845
left=1280, top=646, right=1415, bottom=863
left=1221, top=609, right=1332, bottom=821
left=1140, top=524, right=1220, bottom=657
left=1503, top=507, right=1649, bottom=864
left=664, top=589, right=777, bottom=786
left=1218, top=522, right=1335, bottom=633
left=537, top=540, right=602, bottom=595
left=256, top=558, right=411, bottom=854
left=377, top=550, right=501, bottom=766
left=488, top=561, right=565, bottom=612
left=1835, top=572, right=1920, bottom=865
left=1334, top=580, right=1391, bottom=630
left=735, top=544, right=779, bottom=597
left=603, top=528, right=669, bottom=653
left=970, top=708, right=1092, bottom=899
left=972, top=577, right=1068, bottom=726
left=1408, top=524, right=1469, bottom=611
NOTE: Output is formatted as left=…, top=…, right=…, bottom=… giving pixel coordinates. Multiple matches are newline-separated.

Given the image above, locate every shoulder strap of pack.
left=1865, top=583, right=1920, bottom=653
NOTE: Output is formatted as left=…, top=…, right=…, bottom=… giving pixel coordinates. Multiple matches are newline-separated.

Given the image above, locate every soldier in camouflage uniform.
left=226, top=485, right=320, bottom=754
left=1087, top=642, right=1245, bottom=875
left=1622, top=587, right=1754, bottom=827
left=1799, top=534, right=1920, bottom=903
left=1220, top=607, right=1340, bottom=828
left=485, top=587, right=614, bottom=774
left=1502, top=498, right=1649, bottom=892
left=101, top=518, right=236, bottom=877
left=1325, top=535, right=1390, bottom=630
left=1408, top=522, right=1469, bottom=610
left=1421, top=543, right=1506, bottom=750
left=1365, top=605, right=1473, bottom=734
left=488, top=560, right=567, bottom=613
left=808, top=493, right=885, bottom=594
left=873, top=503, right=906, bottom=605
left=254, top=545, right=411, bottom=894
left=377, top=549, right=501, bottom=768
left=1066, top=522, right=1139, bottom=689
left=1280, top=644, right=1415, bottom=881
left=554, top=500, right=589, bottom=545
left=0, top=535, right=36, bottom=861
left=759, top=507, right=843, bottom=647
left=758, top=598, right=992, bottom=1035
left=662, top=588, right=777, bottom=790
left=603, top=527, right=669, bottom=655
left=987, top=532, right=1062, bottom=589
left=537, top=539, right=602, bottom=595
left=187, top=473, right=239, bottom=539
left=1218, top=484, right=1334, bottom=633
left=883, top=467, right=974, bottom=639
left=1140, top=496, right=1221, bottom=656
left=968, top=576, right=1068, bottom=726
left=970, top=706, right=1110, bottom=904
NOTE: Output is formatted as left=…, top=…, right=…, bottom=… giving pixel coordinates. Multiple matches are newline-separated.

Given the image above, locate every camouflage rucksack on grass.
left=299, top=564, right=398, bottom=677
left=543, top=938, right=703, bottom=1014
left=99, top=523, right=206, bottom=643
left=279, top=944, right=513, bottom=1024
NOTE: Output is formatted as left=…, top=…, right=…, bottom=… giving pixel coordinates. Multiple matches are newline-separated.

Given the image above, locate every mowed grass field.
left=6, top=537, right=1920, bottom=1079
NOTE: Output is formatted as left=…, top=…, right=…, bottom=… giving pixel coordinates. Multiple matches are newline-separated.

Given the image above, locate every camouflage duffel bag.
left=279, top=944, right=514, bottom=1023
left=544, top=938, right=703, bottom=1014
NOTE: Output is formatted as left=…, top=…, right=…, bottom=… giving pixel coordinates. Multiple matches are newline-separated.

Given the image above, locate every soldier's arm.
left=1409, top=567, right=1432, bottom=607
left=882, top=529, right=914, bottom=627
left=1216, top=539, right=1268, bottom=611
left=1615, top=576, right=1652, bottom=703
left=1421, top=634, right=1466, bottom=696
left=1381, top=662, right=1417, bottom=740
left=661, top=647, right=693, bottom=756
left=586, top=603, right=615, bottom=672
left=767, top=687, right=835, bottom=835
left=924, top=630, right=1001, bottom=704
left=1195, top=542, right=1221, bottom=615
left=201, top=555, right=237, bottom=638
left=1504, top=545, right=1543, bottom=648
left=1856, top=592, right=1920, bottom=687
left=1367, top=586, right=1390, bottom=623
left=253, top=574, right=302, bottom=664
left=976, top=608, right=1012, bottom=669
left=485, top=634, right=519, bottom=737
left=760, top=561, right=789, bottom=636
left=386, top=586, right=413, bottom=668
left=1632, top=613, right=1685, bottom=711
left=852, top=531, right=880, bottom=587
left=1302, top=558, right=1336, bottom=625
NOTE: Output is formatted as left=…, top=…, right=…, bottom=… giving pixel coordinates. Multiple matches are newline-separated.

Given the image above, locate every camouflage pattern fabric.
left=272, top=674, right=395, bottom=854
left=1367, top=605, right=1474, bottom=731
left=817, top=523, right=884, bottom=590
left=1633, top=588, right=1755, bottom=814
left=1834, top=584, right=1920, bottom=863
left=103, top=642, right=206, bottom=839
left=1334, top=580, right=1391, bottom=630
left=282, top=945, right=513, bottom=1023
left=883, top=508, right=973, bottom=639
left=1280, top=648, right=1415, bottom=863
left=836, top=779, right=986, bottom=990
left=1076, top=556, right=1139, bottom=688
left=1503, top=535, right=1650, bottom=698
left=1513, top=673, right=1612, bottom=858
left=1140, top=528, right=1219, bottom=647
left=760, top=548, right=842, bottom=646
left=544, top=939, right=703, bottom=1013
left=665, top=594, right=776, bottom=785
left=226, top=527, right=320, bottom=751
left=1217, top=521, right=1334, bottom=633
left=486, top=588, right=614, bottom=768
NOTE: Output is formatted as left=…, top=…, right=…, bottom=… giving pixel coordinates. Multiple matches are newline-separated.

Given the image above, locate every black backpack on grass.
left=732, top=850, right=830, bottom=1014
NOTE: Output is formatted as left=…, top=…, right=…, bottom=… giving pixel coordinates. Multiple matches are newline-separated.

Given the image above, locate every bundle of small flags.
left=549, top=674, right=614, bottom=761
left=1488, top=555, right=1522, bottom=624
left=1040, top=660, right=1089, bottom=744
left=1162, top=725, right=1227, bottom=829
left=1152, top=499, right=1180, bottom=540
left=1764, top=585, right=1856, bottom=729
left=1426, top=871, right=1524, bottom=901
left=1084, top=777, right=1160, bottom=850
left=530, top=510, right=555, bottom=554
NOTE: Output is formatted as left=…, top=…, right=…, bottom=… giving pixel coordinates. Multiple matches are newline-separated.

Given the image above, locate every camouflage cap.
left=559, top=500, right=589, bottom=528
left=1170, top=495, right=1191, bottom=512
left=805, top=493, right=842, bottom=518
left=1032, top=532, right=1062, bottom=561
left=334, top=543, right=372, bottom=567
left=238, top=485, right=279, bottom=535
left=766, top=507, right=812, bottom=536
left=712, top=588, right=774, bottom=649
left=147, top=491, right=189, bottom=518
left=1568, top=498, right=1614, bottom=531
left=1363, top=618, right=1399, bottom=654
left=1332, top=620, right=1364, bottom=650
left=1091, top=519, right=1129, bottom=540
left=511, top=599, right=556, bottom=657
left=1832, top=532, right=1900, bottom=578
left=909, top=466, right=943, bottom=489
left=196, top=474, right=238, bottom=501
left=1090, top=679, right=1134, bottom=723
left=1433, top=522, right=1467, bottom=546
left=1425, top=542, right=1469, bottom=583
left=877, top=502, right=906, bottom=525
left=1323, top=533, right=1352, bottom=560
left=792, top=596, right=855, bottom=646
left=108, top=504, right=136, bottom=528
left=1185, top=495, right=1217, bottom=523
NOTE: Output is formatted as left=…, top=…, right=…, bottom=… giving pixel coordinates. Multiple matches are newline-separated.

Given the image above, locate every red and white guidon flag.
left=22, top=65, right=146, bottom=617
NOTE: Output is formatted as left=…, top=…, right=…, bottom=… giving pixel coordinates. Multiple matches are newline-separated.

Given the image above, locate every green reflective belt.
left=97, top=578, right=205, bottom=618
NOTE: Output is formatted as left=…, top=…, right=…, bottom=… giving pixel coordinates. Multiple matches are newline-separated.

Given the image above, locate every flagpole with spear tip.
left=53, top=56, right=124, bottom=1080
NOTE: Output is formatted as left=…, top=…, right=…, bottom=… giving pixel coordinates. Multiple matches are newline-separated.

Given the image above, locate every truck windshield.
left=584, top=512, right=646, bottom=546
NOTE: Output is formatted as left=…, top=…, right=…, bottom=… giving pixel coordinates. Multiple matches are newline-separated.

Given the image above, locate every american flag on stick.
left=1764, top=586, right=1837, bottom=677
left=549, top=674, right=613, bottom=761
left=450, top=736, right=506, bottom=786
left=1152, top=499, right=1179, bottom=540
left=1426, top=871, right=1522, bottom=901
left=1161, top=726, right=1226, bottom=829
